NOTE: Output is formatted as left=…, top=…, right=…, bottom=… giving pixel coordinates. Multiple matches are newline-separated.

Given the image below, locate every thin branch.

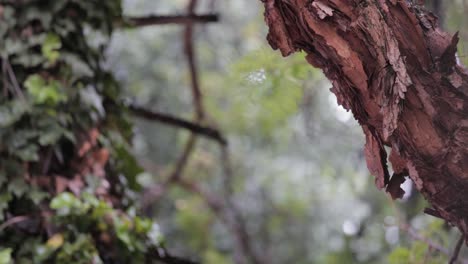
left=450, top=234, right=465, bottom=264
left=125, top=14, right=218, bottom=27
left=128, top=104, right=227, bottom=145
left=184, top=0, right=204, bottom=121
left=167, top=136, right=197, bottom=183
left=220, top=147, right=265, bottom=264
left=4, top=58, right=25, bottom=99
left=141, top=0, right=206, bottom=210
left=137, top=3, right=260, bottom=264
left=138, top=119, right=198, bottom=208
left=400, top=223, right=450, bottom=255
left=146, top=246, right=200, bottom=264
left=2, top=58, right=8, bottom=97
left=400, top=224, right=468, bottom=264
left=0, top=215, right=29, bottom=232
left=176, top=178, right=224, bottom=214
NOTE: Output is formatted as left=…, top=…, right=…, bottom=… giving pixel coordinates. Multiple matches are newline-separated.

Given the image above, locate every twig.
left=400, top=224, right=468, bottom=263
left=4, top=58, right=25, bottom=100
left=450, top=234, right=465, bottom=264
left=220, top=146, right=264, bottom=264
left=128, top=104, right=226, bottom=145
left=2, top=58, right=8, bottom=97
left=42, top=148, right=54, bottom=175
left=146, top=246, right=200, bottom=264
left=400, top=223, right=451, bottom=255
left=176, top=178, right=224, bottom=214
left=138, top=132, right=195, bottom=213
left=135, top=3, right=261, bottom=263
left=167, top=136, right=197, bottom=183
left=126, top=14, right=218, bottom=27
left=0, top=215, right=29, bottom=232
left=184, top=0, right=204, bottom=121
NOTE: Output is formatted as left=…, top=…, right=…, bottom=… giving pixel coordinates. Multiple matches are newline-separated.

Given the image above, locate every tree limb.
left=125, top=14, right=218, bottom=27
left=184, top=1, right=204, bottom=121
left=128, top=104, right=227, bottom=145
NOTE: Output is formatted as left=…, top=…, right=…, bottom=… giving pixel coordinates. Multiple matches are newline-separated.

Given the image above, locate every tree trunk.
left=262, top=0, right=468, bottom=240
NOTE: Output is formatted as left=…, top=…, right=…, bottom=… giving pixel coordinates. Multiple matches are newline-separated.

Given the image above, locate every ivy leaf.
left=38, top=125, right=66, bottom=146
left=24, top=74, right=45, bottom=93
left=0, top=192, right=12, bottom=221
left=0, top=101, right=30, bottom=128
left=7, top=177, right=29, bottom=197
left=29, top=188, right=50, bottom=205
left=50, top=192, right=83, bottom=216
left=42, top=33, right=62, bottom=63
left=114, top=216, right=135, bottom=251
left=14, top=144, right=39, bottom=162
left=46, top=234, right=64, bottom=249
left=0, top=248, right=12, bottom=264
left=24, top=75, right=66, bottom=105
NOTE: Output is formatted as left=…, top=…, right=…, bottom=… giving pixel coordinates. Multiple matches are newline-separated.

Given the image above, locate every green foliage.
left=388, top=218, right=451, bottom=264
left=388, top=241, right=446, bottom=264
left=41, top=33, right=61, bottom=64
left=24, top=75, right=66, bottom=105
left=48, top=192, right=162, bottom=262
left=388, top=246, right=411, bottom=264
left=205, top=49, right=315, bottom=139
left=0, top=0, right=161, bottom=262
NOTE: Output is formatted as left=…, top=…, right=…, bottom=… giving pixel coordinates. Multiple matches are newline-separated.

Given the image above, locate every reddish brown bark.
left=262, top=0, right=468, bottom=240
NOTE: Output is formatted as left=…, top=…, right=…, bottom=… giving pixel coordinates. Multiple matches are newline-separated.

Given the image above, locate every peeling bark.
left=262, top=0, right=468, bottom=240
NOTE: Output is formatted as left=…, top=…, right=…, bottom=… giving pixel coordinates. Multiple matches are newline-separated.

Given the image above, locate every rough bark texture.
left=262, top=0, right=468, bottom=240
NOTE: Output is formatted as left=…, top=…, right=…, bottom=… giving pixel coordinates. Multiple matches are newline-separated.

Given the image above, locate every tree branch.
left=128, top=104, right=227, bottom=145
left=184, top=1, right=204, bottom=121
left=125, top=14, right=219, bottom=27
left=400, top=224, right=468, bottom=264
left=450, top=234, right=465, bottom=264
left=220, top=147, right=265, bottom=264
left=0, top=215, right=29, bottom=232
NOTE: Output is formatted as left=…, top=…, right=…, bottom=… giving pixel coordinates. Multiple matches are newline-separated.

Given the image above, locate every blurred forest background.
left=3, top=0, right=468, bottom=263
left=103, top=0, right=468, bottom=263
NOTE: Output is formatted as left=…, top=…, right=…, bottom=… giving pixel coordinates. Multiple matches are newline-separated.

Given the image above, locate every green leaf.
left=24, top=74, right=46, bottom=93
left=50, top=192, right=83, bottom=215
left=7, top=177, right=29, bottom=198
left=29, top=188, right=50, bottom=205
left=114, top=145, right=143, bottom=191
left=0, top=192, right=12, bottom=221
left=24, top=75, right=66, bottom=105
left=114, top=217, right=135, bottom=251
left=38, top=124, right=67, bottom=146
left=134, top=217, right=152, bottom=234
left=0, top=101, right=30, bottom=128
left=388, top=247, right=411, bottom=264
left=14, top=144, right=39, bottom=162
left=42, top=33, right=62, bottom=63
left=0, top=248, right=12, bottom=264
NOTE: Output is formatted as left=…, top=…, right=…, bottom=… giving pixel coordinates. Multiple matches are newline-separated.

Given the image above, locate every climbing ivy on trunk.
left=0, top=1, right=163, bottom=262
